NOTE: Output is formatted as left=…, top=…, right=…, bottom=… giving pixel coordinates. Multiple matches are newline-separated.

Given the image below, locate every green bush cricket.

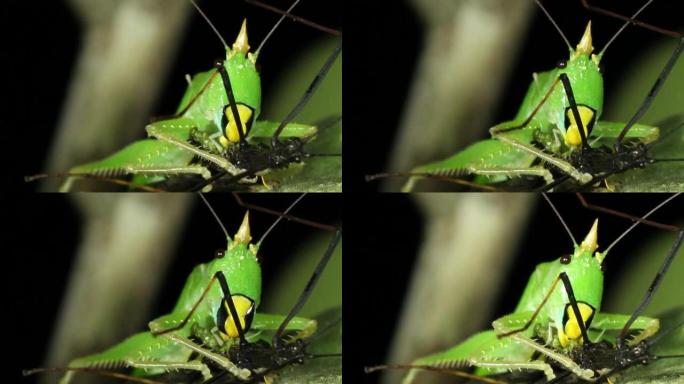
left=542, top=201, right=684, bottom=383
left=22, top=194, right=342, bottom=383
left=28, top=0, right=341, bottom=192
left=366, top=0, right=682, bottom=192
left=366, top=194, right=682, bottom=383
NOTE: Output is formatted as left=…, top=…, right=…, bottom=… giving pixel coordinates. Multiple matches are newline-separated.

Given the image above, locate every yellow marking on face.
left=565, top=105, right=595, bottom=147
left=222, top=104, right=254, bottom=145
left=222, top=295, right=254, bottom=339
left=559, top=302, right=595, bottom=347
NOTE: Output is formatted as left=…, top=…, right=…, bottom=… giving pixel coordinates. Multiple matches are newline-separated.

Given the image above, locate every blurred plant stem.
left=42, top=194, right=193, bottom=384
left=382, top=0, right=533, bottom=191
left=382, top=194, right=535, bottom=384
left=40, top=0, right=191, bottom=191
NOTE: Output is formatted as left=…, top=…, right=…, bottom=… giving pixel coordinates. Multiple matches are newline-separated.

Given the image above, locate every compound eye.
left=560, top=254, right=571, bottom=264
left=557, top=59, right=567, bottom=69
left=215, top=249, right=225, bottom=258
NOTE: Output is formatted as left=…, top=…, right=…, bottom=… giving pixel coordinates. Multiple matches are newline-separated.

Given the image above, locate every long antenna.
left=598, top=0, right=655, bottom=57
left=534, top=0, right=572, bottom=50
left=604, top=193, right=679, bottom=254
left=543, top=193, right=577, bottom=246
left=190, top=0, right=229, bottom=50
left=198, top=193, right=229, bottom=239
left=254, top=0, right=303, bottom=57
left=258, top=193, right=307, bottom=245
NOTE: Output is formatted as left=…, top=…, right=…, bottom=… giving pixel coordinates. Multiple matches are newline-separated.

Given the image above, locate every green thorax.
left=514, top=23, right=603, bottom=146
left=176, top=22, right=262, bottom=137
left=171, top=213, right=262, bottom=330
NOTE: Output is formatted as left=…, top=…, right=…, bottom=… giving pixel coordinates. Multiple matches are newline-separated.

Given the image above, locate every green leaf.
left=253, top=38, right=342, bottom=192
left=611, top=308, right=684, bottom=384
left=273, top=308, right=342, bottom=384
left=603, top=40, right=684, bottom=192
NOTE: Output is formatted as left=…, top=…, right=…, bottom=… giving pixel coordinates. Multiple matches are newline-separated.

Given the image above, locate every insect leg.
left=558, top=73, right=591, bottom=152
left=489, top=76, right=561, bottom=136
left=590, top=313, right=660, bottom=345
left=559, top=272, right=591, bottom=344
left=493, top=134, right=591, bottom=183
left=23, top=366, right=167, bottom=384
left=215, top=60, right=247, bottom=143
left=367, top=364, right=510, bottom=384
left=366, top=171, right=500, bottom=191
left=496, top=272, right=591, bottom=344
left=274, top=229, right=341, bottom=347
left=122, top=358, right=213, bottom=381
left=151, top=270, right=247, bottom=343
left=25, top=172, right=166, bottom=192
left=618, top=224, right=684, bottom=346
left=189, top=170, right=251, bottom=192
left=496, top=275, right=564, bottom=338
left=163, top=333, right=252, bottom=380
left=615, top=37, right=684, bottom=150
left=508, top=334, right=595, bottom=380
left=272, top=42, right=341, bottom=142
left=146, top=123, right=241, bottom=175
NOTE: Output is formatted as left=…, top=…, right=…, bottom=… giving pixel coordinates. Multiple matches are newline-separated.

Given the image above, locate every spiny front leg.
left=146, top=120, right=242, bottom=176
left=164, top=333, right=251, bottom=380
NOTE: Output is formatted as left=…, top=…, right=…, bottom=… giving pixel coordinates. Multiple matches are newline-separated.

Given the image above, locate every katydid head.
left=561, top=22, right=603, bottom=148
left=535, top=1, right=604, bottom=149
left=209, top=194, right=322, bottom=346
left=190, top=0, right=262, bottom=146
left=555, top=219, right=604, bottom=348
left=220, top=210, right=263, bottom=316
left=541, top=195, right=604, bottom=347
left=200, top=194, right=263, bottom=335
left=220, top=21, right=262, bottom=146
